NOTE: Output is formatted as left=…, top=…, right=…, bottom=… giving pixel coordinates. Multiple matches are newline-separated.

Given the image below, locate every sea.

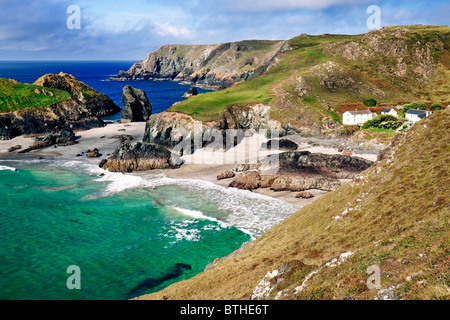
left=0, top=61, right=298, bottom=300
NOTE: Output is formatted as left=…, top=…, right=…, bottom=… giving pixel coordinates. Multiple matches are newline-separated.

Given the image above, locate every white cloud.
left=154, top=22, right=192, bottom=38
left=217, top=0, right=373, bottom=11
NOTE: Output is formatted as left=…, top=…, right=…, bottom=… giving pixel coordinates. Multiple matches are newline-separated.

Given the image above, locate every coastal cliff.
left=0, top=74, right=120, bottom=140
left=109, top=40, right=287, bottom=89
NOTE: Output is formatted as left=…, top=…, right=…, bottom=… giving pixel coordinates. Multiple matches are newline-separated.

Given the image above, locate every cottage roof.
left=406, top=109, right=427, bottom=115
left=382, top=108, right=394, bottom=113
left=345, top=110, right=373, bottom=116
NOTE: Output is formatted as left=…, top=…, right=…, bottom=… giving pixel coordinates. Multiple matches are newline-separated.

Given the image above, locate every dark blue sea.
left=0, top=61, right=211, bottom=120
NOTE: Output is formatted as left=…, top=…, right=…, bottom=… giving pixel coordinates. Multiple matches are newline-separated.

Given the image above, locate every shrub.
left=363, top=98, right=377, bottom=107
left=362, top=114, right=399, bottom=129
left=430, top=103, right=442, bottom=111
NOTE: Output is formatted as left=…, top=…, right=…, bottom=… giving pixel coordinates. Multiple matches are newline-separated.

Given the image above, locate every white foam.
left=0, top=165, right=16, bottom=172
left=171, top=206, right=230, bottom=230
left=5, top=158, right=298, bottom=239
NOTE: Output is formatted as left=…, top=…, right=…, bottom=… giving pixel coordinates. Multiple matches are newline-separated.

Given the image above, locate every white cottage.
left=343, top=110, right=376, bottom=125
left=381, top=108, right=398, bottom=117
left=405, top=109, right=432, bottom=124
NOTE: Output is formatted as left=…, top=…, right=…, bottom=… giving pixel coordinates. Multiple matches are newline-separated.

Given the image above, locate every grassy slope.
left=0, top=78, right=71, bottom=113
left=169, top=26, right=449, bottom=129
left=140, top=109, right=449, bottom=300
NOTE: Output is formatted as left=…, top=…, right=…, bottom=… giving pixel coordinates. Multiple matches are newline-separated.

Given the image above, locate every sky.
left=0, top=0, right=448, bottom=61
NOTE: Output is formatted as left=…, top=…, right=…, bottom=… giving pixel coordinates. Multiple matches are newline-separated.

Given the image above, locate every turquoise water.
left=0, top=159, right=297, bottom=300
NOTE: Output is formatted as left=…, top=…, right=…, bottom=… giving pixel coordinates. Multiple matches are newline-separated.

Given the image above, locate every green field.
left=0, top=78, right=71, bottom=113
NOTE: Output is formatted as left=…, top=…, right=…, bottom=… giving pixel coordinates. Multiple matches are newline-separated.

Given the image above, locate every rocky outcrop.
left=0, top=99, right=104, bottom=139
left=102, top=142, right=183, bottom=172
left=109, top=40, right=286, bottom=89
left=34, top=72, right=121, bottom=117
left=121, top=85, right=152, bottom=122
left=183, top=86, right=198, bottom=98
left=228, top=171, right=340, bottom=192
left=274, top=151, right=374, bottom=179
left=19, top=126, right=76, bottom=153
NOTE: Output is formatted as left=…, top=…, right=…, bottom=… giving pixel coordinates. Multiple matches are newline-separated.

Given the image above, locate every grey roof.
left=406, top=109, right=427, bottom=115
left=346, top=110, right=373, bottom=115
left=382, top=108, right=395, bottom=113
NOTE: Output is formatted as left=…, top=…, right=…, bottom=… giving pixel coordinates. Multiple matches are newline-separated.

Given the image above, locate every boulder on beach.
left=217, top=170, right=235, bottom=180
left=121, top=85, right=152, bottom=122
left=295, top=191, right=315, bottom=199
left=261, top=139, right=298, bottom=151
left=19, top=126, right=76, bottom=153
left=102, top=141, right=183, bottom=172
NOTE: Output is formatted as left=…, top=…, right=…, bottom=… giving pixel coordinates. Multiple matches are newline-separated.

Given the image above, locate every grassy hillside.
left=0, top=78, right=71, bottom=113
left=169, top=25, right=449, bottom=130
left=139, top=109, right=449, bottom=300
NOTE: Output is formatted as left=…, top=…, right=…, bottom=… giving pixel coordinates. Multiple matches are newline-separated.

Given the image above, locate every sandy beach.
left=0, top=122, right=378, bottom=206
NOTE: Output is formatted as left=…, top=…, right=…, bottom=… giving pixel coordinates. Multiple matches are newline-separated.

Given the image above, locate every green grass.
left=0, top=78, right=71, bottom=113
left=368, top=128, right=397, bottom=133
left=329, top=111, right=342, bottom=124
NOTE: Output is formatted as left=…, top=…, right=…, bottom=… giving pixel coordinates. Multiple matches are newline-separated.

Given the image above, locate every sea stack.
left=183, top=86, right=198, bottom=98
left=121, top=85, right=152, bottom=122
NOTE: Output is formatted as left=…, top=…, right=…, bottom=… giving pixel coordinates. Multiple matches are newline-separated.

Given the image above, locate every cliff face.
left=109, top=40, right=287, bottom=89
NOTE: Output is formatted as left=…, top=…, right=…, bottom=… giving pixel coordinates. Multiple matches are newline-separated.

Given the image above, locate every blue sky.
left=0, top=0, right=448, bottom=60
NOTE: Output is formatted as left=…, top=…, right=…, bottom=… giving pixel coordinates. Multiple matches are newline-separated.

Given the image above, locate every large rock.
left=183, top=86, right=198, bottom=98
left=273, top=151, right=374, bottom=179
left=121, top=85, right=152, bottom=122
left=102, top=142, right=183, bottom=172
left=34, top=72, right=121, bottom=117
left=270, top=175, right=341, bottom=192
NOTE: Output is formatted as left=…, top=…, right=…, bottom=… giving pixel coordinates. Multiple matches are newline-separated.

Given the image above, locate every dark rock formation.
left=8, top=145, right=22, bottom=152
left=273, top=151, right=374, bottom=179
left=102, top=142, right=183, bottom=172
left=183, top=86, right=198, bottom=98
left=86, top=148, right=102, bottom=158
left=34, top=72, right=121, bottom=117
left=121, top=85, right=152, bottom=122
left=0, top=99, right=104, bottom=140
left=261, top=139, right=298, bottom=150
left=19, top=127, right=76, bottom=153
